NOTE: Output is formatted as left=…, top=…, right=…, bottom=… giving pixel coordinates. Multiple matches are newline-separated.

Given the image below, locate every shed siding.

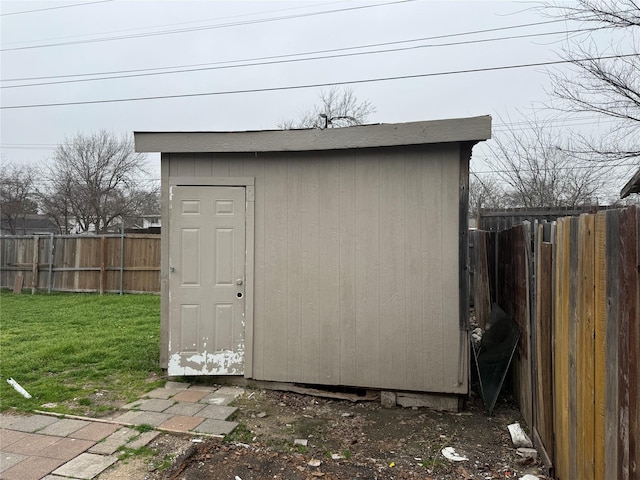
left=167, top=143, right=466, bottom=393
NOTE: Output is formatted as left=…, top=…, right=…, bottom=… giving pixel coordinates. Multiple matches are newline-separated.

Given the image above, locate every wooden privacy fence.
left=0, top=234, right=160, bottom=294
left=472, top=205, right=639, bottom=480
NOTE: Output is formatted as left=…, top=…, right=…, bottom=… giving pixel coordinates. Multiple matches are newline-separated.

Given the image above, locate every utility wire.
left=0, top=0, right=112, bottom=16
left=0, top=0, right=414, bottom=52
left=1, top=28, right=599, bottom=89
left=2, top=20, right=583, bottom=83
left=2, top=53, right=637, bottom=110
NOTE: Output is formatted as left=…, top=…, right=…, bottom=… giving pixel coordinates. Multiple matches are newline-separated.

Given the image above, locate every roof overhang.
left=620, top=167, right=640, bottom=198
left=134, top=116, right=491, bottom=153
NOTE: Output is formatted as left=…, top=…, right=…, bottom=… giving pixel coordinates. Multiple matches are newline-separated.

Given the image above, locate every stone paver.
left=0, top=414, right=23, bottom=430
left=52, top=452, right=117, bottom=479
left=1, top=382, right=243, bottom=479
left=1, top=433, right=59, bottom=455
left=192, top=418, right=238, bottom=436
left=39, top=437, right=95, bottom=461
left=164, top=381, right=189, bottom=390
left=164, top=402, right=206, bottom=416
left=158, top=415, right=204, bottom=433
left=111, top=410, right=173, bottom=427
left=198, top=405, right=237, bottom=420
left=0, top=452, right=27, bottom=472
left=70, top=422, right=119, bottom=441
left=127, top=398, right=174, bottom=412
left=38, top=418, right=90, bottom=437
left=126, top=430, right=160, bottom=450
left=1, top=455, right=65, bottom=480
left=5, top=415, right=58, bottom=433
left=144, top=387, right=183, bottom=399
left=171, top=389, right=210, bottom=403
left=0, top=429, right=28, bottom=448
left=87, top=427, right=137, bottom=455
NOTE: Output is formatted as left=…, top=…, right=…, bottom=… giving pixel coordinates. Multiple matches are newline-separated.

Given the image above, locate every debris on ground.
left=441, top=446, right=469, bottom=462
left=508, top=422, right=533, bottom=448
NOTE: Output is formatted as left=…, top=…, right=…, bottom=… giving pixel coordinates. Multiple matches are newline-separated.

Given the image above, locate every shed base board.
left=382, top=391, right=464, bottom=412
left=167, top=375, right=465, bottom=412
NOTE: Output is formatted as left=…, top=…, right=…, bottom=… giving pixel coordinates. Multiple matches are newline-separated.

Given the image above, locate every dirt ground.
left=99, top=386, right=548, bottom=480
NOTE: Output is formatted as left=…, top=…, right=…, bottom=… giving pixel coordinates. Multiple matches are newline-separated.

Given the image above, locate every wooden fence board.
left=534, top=235, right=554, bottom=465
left=594, top=212, right=607, bottom=480
left=577, top=214, right=596, bottom=480
left=605, top=209, right=621, bottom=480
left=620, top=206, right=639, bottom=479
left=568, top=216, right=579, bottom=478
left=553, top=217, right=571, bottom=480
left=0, top=235, right=160, bottom=293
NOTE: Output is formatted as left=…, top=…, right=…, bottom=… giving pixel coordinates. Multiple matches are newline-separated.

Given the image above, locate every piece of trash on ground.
left=516, top=447, right=538, bottom=459
left=518, top=475, right=540, bottom=480
left=294, top=439, right=308, bottom=446
left=507, top=422, right=533, bottom=448
left=442, top=446, right=468, bottom=461
left=7, top=378, right=31, bottom=399
left=331, top=453, right=345, bottom=460
left=308, top=459, right=322, bottom=467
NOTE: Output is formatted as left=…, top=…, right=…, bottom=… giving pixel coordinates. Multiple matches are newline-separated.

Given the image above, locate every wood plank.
left=535, top=237, right=554, bottom=466
left=618, top=208, right=631, bottom=480
left=379, top=151, right=407, bottom=389
left=620, top=206, right=639, bottom=479
left=317, top=154, right=341, bottom=384
left=31, top=236, right=39, bottom=294
left=262, top=158, right=289, bottom=380
left=354, top=152, right=381, bottom=387
left=605, top=208, right=621, bottom=480
left=594, top=211, right=607, bottom=480
left=299, top=156, right=321, bottom=384
left=13, top=275, right=24, bottom=293
left=553, top=217, right=570, bottom=480
left=568, top=216, right=579, bottom=478
left=286, top=157, right=303, bottom=382
left=474, top=232, right=491, bottom=330
left=633, top=206, right=640, bottom=480
left=403, top=154, right=425, bottom=391
left=339, top=154, right=357, bottom=386
left=577, top=214, right=595, bottom=480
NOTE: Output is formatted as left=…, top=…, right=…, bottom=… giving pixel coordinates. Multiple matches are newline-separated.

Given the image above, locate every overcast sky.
left=0, top=0, right=633, bottom=197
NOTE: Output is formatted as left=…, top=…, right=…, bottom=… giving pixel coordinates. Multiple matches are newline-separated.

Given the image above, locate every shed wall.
left=165, top=144, right=467, bottom=394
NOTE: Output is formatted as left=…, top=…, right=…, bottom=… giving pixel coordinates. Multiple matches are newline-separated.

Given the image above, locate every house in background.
left=621, top=167, right=640, bottom=199
left=134, top=116, right=492, bottom=405
left=0, top=214, right=59, bottom=236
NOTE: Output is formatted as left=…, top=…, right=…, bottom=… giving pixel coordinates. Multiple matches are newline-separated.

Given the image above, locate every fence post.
left=100, top=236, right=107, bottom=295
left=47, top=233, right=54, bottom=293
left=31, top=235, right=39, bottom=294
left=120, top=224, right=125, bottom=295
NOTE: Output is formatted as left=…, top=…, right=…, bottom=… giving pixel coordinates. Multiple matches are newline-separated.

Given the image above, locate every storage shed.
left=135, top=116, right=491, bottom=398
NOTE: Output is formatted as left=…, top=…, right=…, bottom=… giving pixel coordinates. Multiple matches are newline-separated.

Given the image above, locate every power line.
left=1, top=28, right=599, bottom=89
left=1, top=1, right=343, bottom=45
left=2, top=53, right=637, bottom=110
left=0, top=0, right=414, bottom=52
left=0, top=0, right=112, bottom=16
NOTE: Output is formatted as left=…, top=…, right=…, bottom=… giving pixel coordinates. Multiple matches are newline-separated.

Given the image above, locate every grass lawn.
left=0, top=291, right=163, bottom=416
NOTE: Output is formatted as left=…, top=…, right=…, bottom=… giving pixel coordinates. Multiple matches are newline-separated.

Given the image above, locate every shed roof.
left=620, top=167, right=640, bottom=198
left=134, top=116, right=491, bottom=153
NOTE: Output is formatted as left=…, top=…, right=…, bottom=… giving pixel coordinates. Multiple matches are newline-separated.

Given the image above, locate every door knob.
left=236, top=279, right=243, bottom=285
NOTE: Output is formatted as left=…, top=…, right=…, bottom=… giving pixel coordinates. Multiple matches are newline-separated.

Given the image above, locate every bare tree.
left=468, top=175, right=507, bottom=220
left=278, top=87, right=376, bottom=129
left=40, top=131, right=153, bottom=234
left=545, top=0, right=640, bottom=160
left=484, top=117, right=617, bottom=208
left=0, top=160, right=38, bottom=235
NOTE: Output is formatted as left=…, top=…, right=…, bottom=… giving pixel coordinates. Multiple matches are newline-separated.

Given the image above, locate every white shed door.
left=168, top=186, right=246, bottom=376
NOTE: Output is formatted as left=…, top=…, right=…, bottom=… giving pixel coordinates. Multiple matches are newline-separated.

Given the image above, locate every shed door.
left=168, top=186, right=246, bottom=376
